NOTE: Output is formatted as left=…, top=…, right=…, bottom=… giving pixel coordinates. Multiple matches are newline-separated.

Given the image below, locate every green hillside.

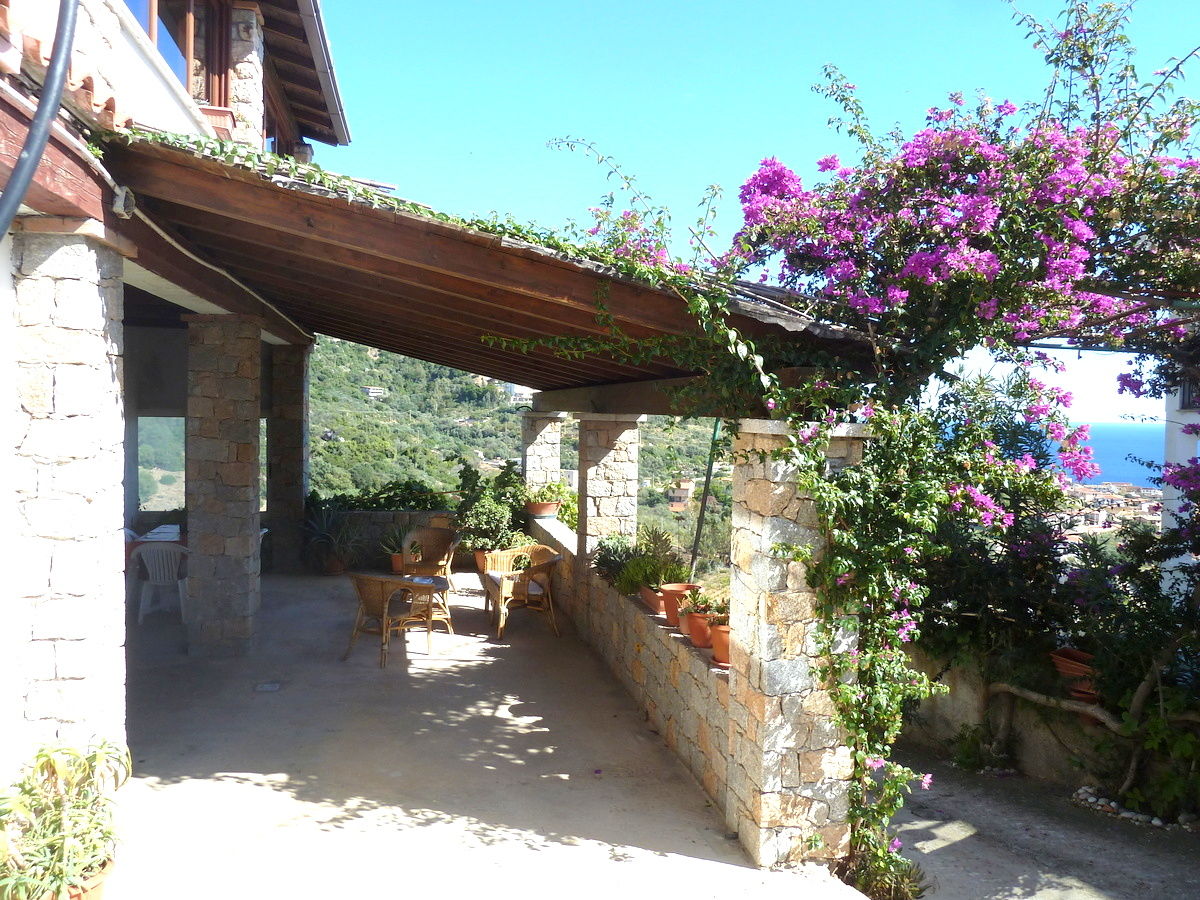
left=135, top=334, right=732, bottom=568
left=308, top=336, right=732, bottom=570
left=307, top=334, right=725, bottom=497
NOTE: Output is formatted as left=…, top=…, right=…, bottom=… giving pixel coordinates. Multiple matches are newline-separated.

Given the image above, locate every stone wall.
left=726, top=421, right=866, bottom=866
left=531, top=518, right=733, bottom=805
left=337, top=509, right=455, bottom=569
left=3, top=231, right=126, bottom=778
left=528, top=421, right=864, bottom=869
left=905, top=648, right=1101, bottom=785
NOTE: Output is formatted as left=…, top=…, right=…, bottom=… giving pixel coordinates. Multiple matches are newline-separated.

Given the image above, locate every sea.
left=1075, top=422, right=1164, bottom=488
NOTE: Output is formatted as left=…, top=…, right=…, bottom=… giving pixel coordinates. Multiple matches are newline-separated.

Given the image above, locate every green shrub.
left=592, top=534, right=637, bottom=583
left=615, top=555, right=660, bottom=595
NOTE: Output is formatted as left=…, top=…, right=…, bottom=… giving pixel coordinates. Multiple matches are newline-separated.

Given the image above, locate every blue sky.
left=314, top=0, right=1191, bottom=423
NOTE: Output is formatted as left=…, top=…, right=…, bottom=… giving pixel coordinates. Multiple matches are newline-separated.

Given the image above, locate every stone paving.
left=109, top=572, right=863, bottom=899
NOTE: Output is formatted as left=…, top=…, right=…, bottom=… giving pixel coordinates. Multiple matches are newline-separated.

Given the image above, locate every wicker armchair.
left=399, top=526, right=461, bottom=579
left=482, top=544, right=561, bottom=638
left=342, top=573, right=407, bottom=668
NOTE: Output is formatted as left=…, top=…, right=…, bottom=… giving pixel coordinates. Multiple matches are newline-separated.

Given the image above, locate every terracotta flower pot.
left=39, top=859, right=112, bottom=900
left=710, top=624, right=731, bottom=665
left=687, top=612, right=713, bottom=649
left=323, top=555, right=346, bottom=576
left=662, top=590, right=681, bottom=627
left=1050, top=647, right=1095, bottom=680
left=390, top=553, right=405, bottom=574
left=474, top=550, right=488, bottom=574
left=639, top=585, right=665, bottom=614
left=526, top=501, right=561, bottom=518
left=660, top=583, right=700, bottom=628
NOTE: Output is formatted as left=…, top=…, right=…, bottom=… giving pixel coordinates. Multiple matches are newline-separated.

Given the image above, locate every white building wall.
left=10, top=0, right=214, bottom=137
left=1163, top=391, right=1200, bottom=527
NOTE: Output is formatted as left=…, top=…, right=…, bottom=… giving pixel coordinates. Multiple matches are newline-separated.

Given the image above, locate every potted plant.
left=380, top=527, right=422, bottom=574
left=707, top=598, right=732, bottom=666
left=660, top=580, right=702, bottom=629
left=681, top=588, right=723, bottom=649
left=0, top=742, right=131, bottom=900
left=525, top=481, right=571, bottom=519
left=591, top=535, right=638, bottom=585
left=303, top=506, right=364, bottom=575
left=614, top=555, right=663, bottom=609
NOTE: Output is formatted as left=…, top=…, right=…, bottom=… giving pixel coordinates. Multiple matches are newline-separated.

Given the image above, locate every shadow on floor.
left=123, top=572, right=747, bottom=865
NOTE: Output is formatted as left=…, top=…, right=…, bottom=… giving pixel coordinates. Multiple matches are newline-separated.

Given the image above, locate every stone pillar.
left=725, top=419, right=867, bottom=868
left=229, top=3, right=266, bottom=147
left=6, top=230, right=126, bottom=770
left=266, top=343, right=310, bottom=572
left=184, top=314, right=262, bottom=656
left=575, top=414, right=643, bottom=559
left=521, top=410, right=565, bottom=490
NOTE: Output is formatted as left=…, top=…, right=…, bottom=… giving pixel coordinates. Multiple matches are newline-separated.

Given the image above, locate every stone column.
left=725, top=419, right=867, bottom=868
left=184, top=314, right=262, bottom=656
left=229, top=3, right=266, bottom=147
left=7, top=230, right=126, bottom=767
left=266, top=343, right=310, bottom=572
left=575, top=414, right=644, bottom=559
left=521, top=411, right=565, bottom=490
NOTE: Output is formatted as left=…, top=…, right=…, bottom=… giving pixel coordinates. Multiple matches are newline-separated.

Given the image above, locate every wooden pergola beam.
left=200, top=248, right=671, bottom=384
left=149, top=200, right=695, bottom=342
left=179, top=225, right=683, bottom=357
left=534, top=367, right=818, bottom=416
left=216, top=269, right=634, bottom=387
left=106, top=145, right=734, bottom=337
left=0, top=92, right=108, bottom=220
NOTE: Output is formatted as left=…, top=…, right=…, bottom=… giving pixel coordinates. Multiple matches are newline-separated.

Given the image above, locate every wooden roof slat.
left=263, top=21, right=309, bottom=44
left=143, top=198, right=701, bottom=341
left=216, top=263, right=657, bottom=385
left=192, top=242, right=676, bottom=382
left=271, top=302, right=592, bottom=388
left=167, top=211, right=688, bottom=347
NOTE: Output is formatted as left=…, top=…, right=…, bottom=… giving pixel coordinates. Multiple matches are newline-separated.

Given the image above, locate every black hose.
left=0, top=0, right=81, bottom=236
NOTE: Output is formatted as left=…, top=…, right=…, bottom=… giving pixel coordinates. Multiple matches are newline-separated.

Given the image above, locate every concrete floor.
left=894, top=746, right=1199, bottom=899
left=108, top=572, right=861, bottom=899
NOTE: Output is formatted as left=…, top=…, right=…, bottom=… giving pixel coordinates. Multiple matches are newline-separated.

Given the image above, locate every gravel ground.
left=893, top=745, right=1198, bottom=899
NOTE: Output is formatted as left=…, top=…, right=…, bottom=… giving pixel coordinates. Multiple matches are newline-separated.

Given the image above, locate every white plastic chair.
left=130, top=542, right=189, bottom=624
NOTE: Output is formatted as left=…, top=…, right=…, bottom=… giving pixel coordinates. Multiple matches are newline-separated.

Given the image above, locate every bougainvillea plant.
left=494, top=3, right=1199, bottom=894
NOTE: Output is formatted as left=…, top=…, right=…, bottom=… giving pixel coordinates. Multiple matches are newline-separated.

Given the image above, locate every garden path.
left=894, top=745, right=1197, bottom=899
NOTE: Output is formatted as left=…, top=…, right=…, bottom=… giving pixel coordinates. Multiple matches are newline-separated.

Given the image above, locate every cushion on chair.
left=484, top=571, right=544, bottom=595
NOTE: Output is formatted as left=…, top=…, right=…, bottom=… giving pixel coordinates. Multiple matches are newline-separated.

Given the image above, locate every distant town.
left=1061, top=481, right=1164, bottom=538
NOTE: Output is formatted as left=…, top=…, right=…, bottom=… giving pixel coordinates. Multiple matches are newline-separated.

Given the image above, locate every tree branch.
left=988, top=682, right=1124, bottom=733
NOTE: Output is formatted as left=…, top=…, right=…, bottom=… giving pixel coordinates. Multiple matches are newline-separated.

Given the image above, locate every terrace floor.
left=108, top=572, right=861, bottom=899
